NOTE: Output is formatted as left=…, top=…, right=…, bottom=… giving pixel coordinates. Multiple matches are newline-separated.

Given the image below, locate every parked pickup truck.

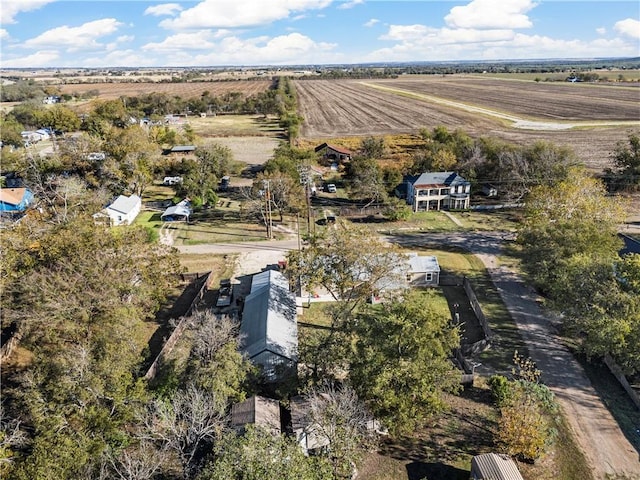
left=216, top=279, right=233, bottom=307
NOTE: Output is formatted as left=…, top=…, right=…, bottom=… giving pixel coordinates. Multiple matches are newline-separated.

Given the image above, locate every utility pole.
left=297, top=164, right=312, bottom=235
left=262, top=179, right=273, bottom=239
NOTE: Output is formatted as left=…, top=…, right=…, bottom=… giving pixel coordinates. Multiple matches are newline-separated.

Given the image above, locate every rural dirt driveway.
left=388, top=231, right=640, bottom=479
left=177, top=233, right=640, bottom=478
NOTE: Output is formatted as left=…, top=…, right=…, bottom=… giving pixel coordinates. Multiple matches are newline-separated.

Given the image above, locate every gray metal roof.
left=241, top=270, right=298, bottom=362
left=107, top=195, right=141, bottom=215
left=471, top=453, right=524, bottom=480
left=406, top=253, right=440, bottom=274
left=411, top=171, right=469, bottom=187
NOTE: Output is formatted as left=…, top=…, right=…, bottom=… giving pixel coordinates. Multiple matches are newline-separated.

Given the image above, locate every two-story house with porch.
left=401, top=171, right=471, bottom=212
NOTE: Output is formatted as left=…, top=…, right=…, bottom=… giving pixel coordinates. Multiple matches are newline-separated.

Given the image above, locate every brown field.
left=294, top=78, right=640, bottom=171
left=58, top=80, right=272, bottom=100
left=370, top=75, right=640, bottom=121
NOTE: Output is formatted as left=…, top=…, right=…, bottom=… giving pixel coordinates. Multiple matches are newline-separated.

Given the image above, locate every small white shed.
left=95, top=194, right=141, bottom=226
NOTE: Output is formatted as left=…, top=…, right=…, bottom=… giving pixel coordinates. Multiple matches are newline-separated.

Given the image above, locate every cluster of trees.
left=287, top=223, right=462, bottom=435
left=518, top=167, right=640, bottom=374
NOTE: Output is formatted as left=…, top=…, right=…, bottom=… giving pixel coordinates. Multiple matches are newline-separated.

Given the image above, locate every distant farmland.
left=294, top=76, right=640, bottom=171
left=58, top=80, right=272, bottom=100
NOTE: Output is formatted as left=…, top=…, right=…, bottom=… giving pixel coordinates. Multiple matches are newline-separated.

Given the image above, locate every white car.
left=326, top=183, right=337, bottom=193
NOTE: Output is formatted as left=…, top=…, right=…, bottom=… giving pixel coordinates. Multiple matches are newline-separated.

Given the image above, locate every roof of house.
left=314, top=143, right=352, bottom=155
left=170, top=145, right=196, bottom=153
left=406, top=253, right=440, bottom=274
left=0, top=187, right=28, bottom=206
left=241, top=269, right=298, bottom=362
left=410, top=171, right=469, bottom=187
left=161, top=202, right=191, bottom=218
left=231, top=395, right=281, bottom=432
left=471, top=453, right=524, bottom=480
left=106, top=195, right=141, bottom=215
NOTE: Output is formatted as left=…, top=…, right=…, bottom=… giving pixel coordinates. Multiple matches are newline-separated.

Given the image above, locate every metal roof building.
left=470, top=453, right=524, bottom=480
left=231, top=395, right=281, bottom=435
left=241, top=269, right=298, bottom=381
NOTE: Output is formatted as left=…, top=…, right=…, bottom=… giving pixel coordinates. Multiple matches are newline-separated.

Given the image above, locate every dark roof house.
left=231, top=395, right=281, bottom=435
left=241, top=269, right=298, bottom=381
left=402, top=171, right=471, bottom=212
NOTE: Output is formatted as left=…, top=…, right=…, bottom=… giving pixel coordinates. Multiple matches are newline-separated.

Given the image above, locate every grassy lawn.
left=453, top=209, right=523, bottom=232
left=187, top=114, right=282, bottom=137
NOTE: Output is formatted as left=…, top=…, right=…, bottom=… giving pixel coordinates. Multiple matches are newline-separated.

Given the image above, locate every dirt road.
left=389, top=231, right=640, bottom=479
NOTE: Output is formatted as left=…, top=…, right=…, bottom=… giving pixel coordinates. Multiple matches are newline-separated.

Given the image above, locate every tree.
left=0, top=403, right=27, bottom=478
left=607, top=133, right=640, bottom=191
left=0, top=114, right=25, bottom=147
left=350, top=290, right=461, bottom=435
left=518, top=167, right=626, bottom=292
left=359, top=136, right=385, bottom=159
left=199, top=426, right=332, bottom=480
left=287, top=223, right=407, bottom=325
left=345, top=155, right=388, bottom=208
left=305, top=383, right=375, bottom=479
left=185, top=311, right=253, bottom=401
left=143, top=385, right=227, bottom=479
left=41, top=104, right=80, bottom=133
left=491, top=353, right=558, bottom=462
left=180, top=143, right=232, bottom=206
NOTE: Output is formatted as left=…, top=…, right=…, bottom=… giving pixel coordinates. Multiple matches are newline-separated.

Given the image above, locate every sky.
left=0, top=0, right=639, bottom=68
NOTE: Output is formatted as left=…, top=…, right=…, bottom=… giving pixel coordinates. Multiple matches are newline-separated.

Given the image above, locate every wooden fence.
left=603, top=354, right=640, bottom=411
left=463, top=276, right=493, bottom=346
left=144, top=271, right=212, bottom=381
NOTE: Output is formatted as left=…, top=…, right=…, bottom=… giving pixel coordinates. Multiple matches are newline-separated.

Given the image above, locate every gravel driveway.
left=388, top=231, right=640, bottom=479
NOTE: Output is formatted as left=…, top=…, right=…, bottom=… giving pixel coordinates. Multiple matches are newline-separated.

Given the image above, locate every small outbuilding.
left=161, top=199, right=191, bottom=222
left=406, top=253, right=440, bottom=287
left=94, top=194, right=141, bottom=226
left=231, top=395, right=281, bottom=435
left=470, top=453, right=524, bottom=480
left=165, top=145, right=196, bottom=155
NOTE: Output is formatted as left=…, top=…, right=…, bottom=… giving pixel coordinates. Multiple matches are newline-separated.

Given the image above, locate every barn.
left=241, top=269, right=298, bottom=382
left=314, top=143, right=352, bottom=164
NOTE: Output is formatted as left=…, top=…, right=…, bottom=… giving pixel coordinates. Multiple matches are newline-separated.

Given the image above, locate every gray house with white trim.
left=402, top=171, right=470, bottom=212
left=241, top=270, right=298, bottom=381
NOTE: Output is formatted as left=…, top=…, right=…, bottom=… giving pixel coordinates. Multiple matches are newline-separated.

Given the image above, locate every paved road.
left=387, top=231, right=640, bottom=479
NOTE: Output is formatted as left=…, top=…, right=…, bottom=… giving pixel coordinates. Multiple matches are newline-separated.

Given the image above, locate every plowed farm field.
left=58, top=80, right=272, bottom=100
left=294, top=77, right=640, bottom=171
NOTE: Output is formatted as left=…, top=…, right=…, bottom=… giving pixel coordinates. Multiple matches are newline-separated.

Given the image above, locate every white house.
left=405, top=253, right=440, bottom=287
left=402, top=171, right=471, bottom=212
left=94, top=194, right=141, bottom=226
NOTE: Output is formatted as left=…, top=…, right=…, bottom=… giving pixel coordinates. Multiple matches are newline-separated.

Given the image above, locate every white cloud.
left=367, top=28, right=638, bottom=63
left=0, top=0, right=54, bottom=24
left=381, top=25, right=431, bottom=41
left=614, top=18, right=640, bottom=40
left=1, top=50, right=60, bottom=68
left=144, top=3, right=183, bottom=16
left=142, top=31, right=219, bottom=52
left=596, top=27, right=606, bottom=36
left=159, top=0, right=332, bottom=30
left=445, top=0, right=536, bottom=30
left=23, top=19, right=123, bottom=49
left=0, top=29, right=9, bottom=40
left=337, top=0, right=363, bottom=10
left=364, top=18, right=379, bottom=28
